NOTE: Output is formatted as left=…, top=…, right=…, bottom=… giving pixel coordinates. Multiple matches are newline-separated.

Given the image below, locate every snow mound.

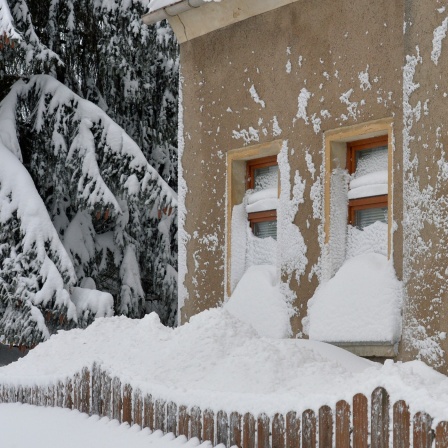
left=4, top=307, right=448, bottom=419
left=224, top=265, right=291, bottom=338
left=0, top=308, right=372, bottom=414
left=306, top=253, right=402, bottom=343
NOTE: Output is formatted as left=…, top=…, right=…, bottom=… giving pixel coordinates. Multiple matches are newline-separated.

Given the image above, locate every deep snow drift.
left=306, top=253, right=402, bottom=343
left=2, top=307, right=448, bottom=421
left=225, top=265, right=291, bottom=339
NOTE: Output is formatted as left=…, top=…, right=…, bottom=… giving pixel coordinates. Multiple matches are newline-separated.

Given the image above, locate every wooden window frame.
left=346, top=135, right=388, bottom=175
left=245, top=155, right=278, bottom=229
left=348, top=195, right=388, bottom=226
left=347, top=135, right=388, bottom=228
left=247, top=209, right=277, bottom=231
left=246, top=155, right=278, bottom=190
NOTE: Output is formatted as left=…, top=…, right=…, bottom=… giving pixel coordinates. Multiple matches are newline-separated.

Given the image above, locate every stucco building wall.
left=179, top=0, right=405, bottom=337
left=398, top=2, right=448, bottom=367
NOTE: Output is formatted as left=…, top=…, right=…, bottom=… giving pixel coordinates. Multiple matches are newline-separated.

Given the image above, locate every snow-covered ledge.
left=143, top=0, right=300, bottom=43
left=330, top=341, right=398, bottom=358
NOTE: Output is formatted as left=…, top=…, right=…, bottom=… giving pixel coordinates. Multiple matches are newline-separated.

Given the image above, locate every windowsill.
left=329, top=341, right=398, bottom=358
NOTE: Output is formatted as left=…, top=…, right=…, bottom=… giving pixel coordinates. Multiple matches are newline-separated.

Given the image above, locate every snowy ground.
left=0, top=403, right=216, bottom=448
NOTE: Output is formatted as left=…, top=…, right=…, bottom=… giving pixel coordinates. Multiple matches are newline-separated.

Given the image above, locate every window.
left=322, top=121, right=396, bottom=357
left=346, top=136, right=388, bottom=229
left=324, top=118, right=393, bottom=279
left=226, top=140, right=282, bottom=296
left=246, top=155, right=278, bottom=190
left=245, top=156, right=278, bottom=239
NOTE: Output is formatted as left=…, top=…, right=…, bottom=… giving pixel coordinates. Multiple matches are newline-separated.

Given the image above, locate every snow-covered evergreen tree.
left=0, top=0, right=179, bottom=345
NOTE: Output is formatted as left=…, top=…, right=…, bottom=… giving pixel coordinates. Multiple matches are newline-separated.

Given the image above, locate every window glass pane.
left=355, top=145, right=388, bottom=177
left=355, top=206, right=388, bottom=229
left=253, top=220, right=277, bottom=240
left=254, top=165, right=278, bottom=191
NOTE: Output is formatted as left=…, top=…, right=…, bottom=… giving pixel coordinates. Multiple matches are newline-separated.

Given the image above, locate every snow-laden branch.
left=0, top=0, right=22, bottom=41
left=2, top=75, right=177, bottom=211
left=0, top=141, right=78, bottom=345
left=0, top=74, right=178, bottom=343
left=0, top=144, right=76, bottom=286
left=10, top=0, right=63, bottom=68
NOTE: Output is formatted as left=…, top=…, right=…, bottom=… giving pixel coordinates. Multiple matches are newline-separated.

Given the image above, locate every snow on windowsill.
left=246, top=188, right=278, bottom=213
left=348, top=170, right=387, bottom=200
left=348, top=184, right=388, bottom=200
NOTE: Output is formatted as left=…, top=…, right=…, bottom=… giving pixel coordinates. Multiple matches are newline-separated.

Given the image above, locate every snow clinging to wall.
left=308, top=141, right=325, bottom=283
left=295, top=88, right=311, bottom=125
left=431, top=17, right=448, bottom=65
left=402, top=42, right=448, bottom=367
left=230, top=203, right=248, bottom=292
left=177, top=74, right=189, bottom=318
left=278, top=141, right=308, bottom=304
left=249, top=85, right=265, bottom=108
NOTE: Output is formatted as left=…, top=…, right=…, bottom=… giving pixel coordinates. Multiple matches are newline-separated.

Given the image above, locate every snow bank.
left=307, top=253, right=402, bottom=343
left=5, top=303, right=448, bottom=420
left=224, top=265, right=291, bottom=339
left=0, top=308, right=374, bottom=415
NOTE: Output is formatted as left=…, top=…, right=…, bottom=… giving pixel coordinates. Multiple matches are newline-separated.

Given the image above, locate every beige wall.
left=179, top=0, right=405, bottom=334
left=398, top=2, right=448, bottom=369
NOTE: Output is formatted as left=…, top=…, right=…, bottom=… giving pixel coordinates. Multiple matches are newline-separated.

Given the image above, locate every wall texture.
left=399, top=2, right=448, bottom=368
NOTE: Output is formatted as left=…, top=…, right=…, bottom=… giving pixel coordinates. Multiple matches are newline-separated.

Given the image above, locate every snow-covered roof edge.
left=143, top=0, right=220, bottom=26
